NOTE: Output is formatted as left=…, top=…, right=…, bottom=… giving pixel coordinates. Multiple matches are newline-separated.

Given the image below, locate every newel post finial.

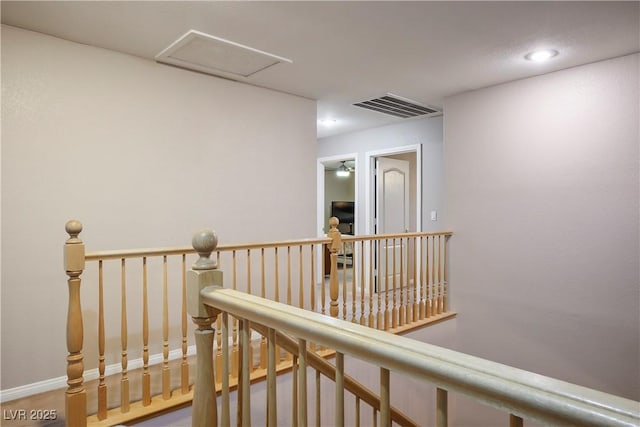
left=327, top=217, right=342, bottom=318
left=192, top=228, right=218, bottom=270
left=64, top=220, right=87, bottom=427
left=187, top=228, right=221, bottom=427
left=65, top=220, right=83, bottom=243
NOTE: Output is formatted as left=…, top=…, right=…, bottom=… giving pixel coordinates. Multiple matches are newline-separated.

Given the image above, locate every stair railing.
left=63, top=219, right=454, bottom=426
left=189, top=228, right=640, bottom=427
left=326, top=216, right=454, bottom=332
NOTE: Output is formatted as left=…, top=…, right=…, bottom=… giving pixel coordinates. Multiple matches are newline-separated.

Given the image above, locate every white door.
left=375, top=157, right=410, bottom=292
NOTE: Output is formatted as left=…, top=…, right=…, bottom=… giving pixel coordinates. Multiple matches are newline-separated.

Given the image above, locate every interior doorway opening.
left=317, top=154, right=358, bottom=285
left=365, top=145, right=422, bottom=292
left=317, top=154, right=358, bottom=236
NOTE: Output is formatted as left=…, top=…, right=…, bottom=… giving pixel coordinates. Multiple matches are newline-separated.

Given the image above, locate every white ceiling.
left=2, top=1, right=638, bottom=139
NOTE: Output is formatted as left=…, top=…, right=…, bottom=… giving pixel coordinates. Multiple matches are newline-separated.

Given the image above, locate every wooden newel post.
left=64, top=220, right=87, bottom=427
left=327, top=217, right=342, bottom=318
left=187, top=229, right=222, bottom=427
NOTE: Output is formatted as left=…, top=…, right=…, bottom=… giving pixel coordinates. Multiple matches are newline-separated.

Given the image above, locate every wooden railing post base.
left=65, top=391, right=87, bottom=427
left=192, top=317, right=217, bottom=427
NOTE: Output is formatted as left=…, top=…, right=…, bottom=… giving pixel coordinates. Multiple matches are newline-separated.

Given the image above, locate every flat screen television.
left=331, top=201, right=355, bottom=229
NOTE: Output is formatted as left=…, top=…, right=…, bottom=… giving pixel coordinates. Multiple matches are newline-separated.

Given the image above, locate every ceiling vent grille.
left=353, top=94, right=439, bottom=118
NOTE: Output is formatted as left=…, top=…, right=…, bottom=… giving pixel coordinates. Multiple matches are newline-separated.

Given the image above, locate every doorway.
left=317, top=154, right=358, bottom=236
left=365, top=145, right=422, bottom=291
left=317, top=154, right=358, bottom=285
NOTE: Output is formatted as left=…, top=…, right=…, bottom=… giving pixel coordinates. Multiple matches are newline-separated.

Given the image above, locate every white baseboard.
left=0, top=345, right=197, bottom=403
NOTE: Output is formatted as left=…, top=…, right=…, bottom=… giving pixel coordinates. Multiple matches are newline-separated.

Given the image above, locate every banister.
left=64, top=219, right=456, bottom=425
left=85, top=246, right=196, bottom=260
left=200, top=287, right=640, bottom=427
left=340, top=230, right=453, bottom=241
left=84, top=237, right=332, bottom=260
left=82, top=232, right=457, bottom=260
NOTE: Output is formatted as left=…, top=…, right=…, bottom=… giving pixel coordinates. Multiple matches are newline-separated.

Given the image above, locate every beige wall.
left=1, top=25, right=317, bottom=389
left=444, top=51, right=639, bottom=413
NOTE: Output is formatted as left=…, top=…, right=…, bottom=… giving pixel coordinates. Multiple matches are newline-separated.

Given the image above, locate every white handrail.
left=201, top=287, right=640, bottom=427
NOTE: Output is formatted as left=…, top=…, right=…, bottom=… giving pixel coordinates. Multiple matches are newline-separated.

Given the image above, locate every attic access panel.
left=156, top=30, right=292, bottom=79
left=354, top=94, right=440, bottom=118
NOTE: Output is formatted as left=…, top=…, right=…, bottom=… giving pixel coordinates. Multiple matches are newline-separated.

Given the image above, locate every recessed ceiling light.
left=318, top=118, right=338, bottom=127
left=525, top=49, right=559, bottom=62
